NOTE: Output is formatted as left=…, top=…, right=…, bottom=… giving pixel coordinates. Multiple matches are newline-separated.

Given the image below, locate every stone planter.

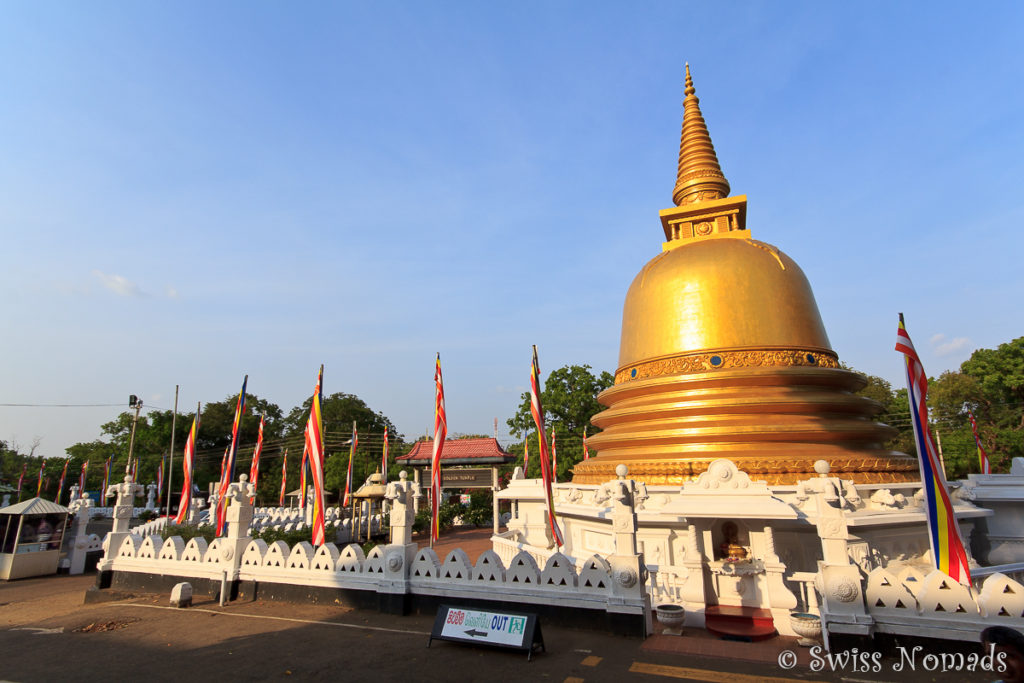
left=789, top=611, right=821, bottom=647
left=655, top=604, right=685, bottom=635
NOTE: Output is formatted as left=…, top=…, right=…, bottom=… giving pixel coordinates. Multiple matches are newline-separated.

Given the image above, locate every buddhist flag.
left=896, top=314, right=971, bottom=585
left=56, top=459, right=70, bottom=504
left=343, top=424, right=358, bottom=508
left=102, top=456, right=112, bottom=495
left=216, top=375, right=247, bottom=536
left=36, top=461, right=46, bottom=497
left=174, top=406, right=200, bottom=525
left=583, top=427, right=590, bottom=461
left=530, top=345, right=563, bottom=547
left=16, top=463, right=26, bottom=500
left=279, top=449, right=288, bottom=507
left=78, top=461, right=88, bottom=496
left=250, top=414, right=265, bottom=489
left=381, top=426, right=389, bottom=485
left=523, top=432, right=529, bottom=473
left=430, top=353, right=447, bottom=544
left=551, top=429, right=557, bottom=484
left=130, top=458, right=137, bottom=481
left=305, top=365, right=328, bottom=546
left=299, top=443, right=308, bottom=509
left=157, top=457, right=164, bottom=504
left=967, top=409, right=991, bottom=475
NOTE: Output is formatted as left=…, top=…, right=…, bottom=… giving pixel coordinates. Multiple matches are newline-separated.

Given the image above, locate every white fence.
left=103, top=533, right=644, bottom=619
left=863, top=566, right=1024, bottom=640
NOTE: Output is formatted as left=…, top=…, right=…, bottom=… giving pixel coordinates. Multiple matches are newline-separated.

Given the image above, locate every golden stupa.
left=573, top=65, right=918, bottom=486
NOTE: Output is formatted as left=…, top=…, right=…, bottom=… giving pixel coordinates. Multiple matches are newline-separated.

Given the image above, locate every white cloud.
left=931, top=335, right=971, bottom=357
left=92, top=270, right=142, bottom=297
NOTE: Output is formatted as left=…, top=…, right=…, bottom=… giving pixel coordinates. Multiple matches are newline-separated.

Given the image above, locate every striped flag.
left=430, top=353, right=447, bottom=544
left=381, top=426, right=389, bottom=485
left=56, top=459, right=70, bottom=504
left=78, top=461, right=88, bottom=496
left=174, top=406, right=200, bottom=525
left=279, top=449, right=288, bottom=507
left=305, top=365, right=328, bottom=546
left=157, top=457, right=164, bottom=504
left=299, top=443, right=308, bottom=509
left=896, top=314, right=971, bottom=585
left=250, top=414, right=265, bottom=489
left=216, top=376, right=247, bottom=536
left=343, top=424, right=358, bottom=507
left=583, top=427, right=590, bottom=461
left=551, top=429, right=557, bottom=484
left=523, top=432, right=529, bottom=474
left=36, top=461, right=46, bottom=497
left=130, top=458, right=137, bottom=481
left=967, top=409, right=991, bottom=475
left=102, top=456, right=112, bottom=495
left=530, top=346, right=563, bottom=547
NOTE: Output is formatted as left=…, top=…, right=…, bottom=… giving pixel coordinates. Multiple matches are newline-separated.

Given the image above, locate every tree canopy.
left=505, top=364, right=614, bottom=480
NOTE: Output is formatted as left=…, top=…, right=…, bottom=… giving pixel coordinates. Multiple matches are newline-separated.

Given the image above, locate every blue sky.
left=2, top=2, right=1022, bottom=457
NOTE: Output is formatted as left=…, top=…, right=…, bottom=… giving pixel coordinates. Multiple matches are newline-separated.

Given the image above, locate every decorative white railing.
left=863, top=566, right=1024, bottom=640
left=103, top=534, right=643, bottom=617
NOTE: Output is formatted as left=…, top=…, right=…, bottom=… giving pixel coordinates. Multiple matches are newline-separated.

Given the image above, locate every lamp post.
left=126, top=395, right=143, bottom=474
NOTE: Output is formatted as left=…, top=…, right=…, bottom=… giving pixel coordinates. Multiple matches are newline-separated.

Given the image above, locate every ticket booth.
left=0, top=498, right=69, bottom=580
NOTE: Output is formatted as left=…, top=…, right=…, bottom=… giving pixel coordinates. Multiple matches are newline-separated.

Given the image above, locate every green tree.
left=959, top=337, right=1024, bottom=472
left=506, top=364, right=613, bottom=480
left=282, top=392, right=403, bottom=502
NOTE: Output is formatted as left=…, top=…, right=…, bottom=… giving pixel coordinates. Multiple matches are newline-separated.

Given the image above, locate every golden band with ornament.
left=615, top=348, right=839, bottom=384
left=572, top=455, right=919, bottom=486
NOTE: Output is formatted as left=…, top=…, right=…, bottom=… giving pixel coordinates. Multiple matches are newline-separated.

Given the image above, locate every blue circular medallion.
left=630, top=368, right=638, bottom=378
left=710, top=355, right=723, bottom=367
left=806, top=353, right=816, bottom=364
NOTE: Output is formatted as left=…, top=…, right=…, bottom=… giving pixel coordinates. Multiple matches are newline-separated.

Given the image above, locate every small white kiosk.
left=0, top=497, right=70, bottom=581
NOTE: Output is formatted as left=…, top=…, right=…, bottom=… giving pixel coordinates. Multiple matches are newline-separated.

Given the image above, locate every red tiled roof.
left=396, top=437, right=514, bottom=465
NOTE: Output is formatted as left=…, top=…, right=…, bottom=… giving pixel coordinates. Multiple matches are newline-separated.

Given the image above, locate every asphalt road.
left=0, top=574, right=997, bottom=682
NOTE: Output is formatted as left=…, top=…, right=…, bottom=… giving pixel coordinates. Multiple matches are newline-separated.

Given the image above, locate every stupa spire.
left=672, top=64, right=731, bottom=206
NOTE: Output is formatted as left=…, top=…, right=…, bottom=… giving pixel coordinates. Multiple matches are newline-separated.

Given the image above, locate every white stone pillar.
left=66, top=495, right=95, bottom=574
left=100, top=475, right=143, bottom=565
left=187, top=497, right=204, bottom=526
left=800, top=461, right=870, bottom=636
left=221, top=475, right=257, bottom=580
left=600, top=465, right=652, bottom=635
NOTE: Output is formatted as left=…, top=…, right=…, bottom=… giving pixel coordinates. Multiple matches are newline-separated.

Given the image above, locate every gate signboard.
left=440, top=468, right=492, bottom=489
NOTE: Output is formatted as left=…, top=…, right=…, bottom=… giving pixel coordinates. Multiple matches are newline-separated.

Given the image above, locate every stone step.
left=704, top=605, right=776, bottom=641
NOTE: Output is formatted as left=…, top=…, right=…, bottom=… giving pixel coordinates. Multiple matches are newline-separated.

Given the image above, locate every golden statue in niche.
left=573, top=65, right=919, bottom=486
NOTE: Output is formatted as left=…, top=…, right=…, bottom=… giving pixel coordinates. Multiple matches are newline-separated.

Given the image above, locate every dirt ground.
left=0, top=573, right=998, bottom=682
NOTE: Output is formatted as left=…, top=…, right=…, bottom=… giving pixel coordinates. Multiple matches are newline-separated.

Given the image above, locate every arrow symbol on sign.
left=464, top=629, right=488, bottom=637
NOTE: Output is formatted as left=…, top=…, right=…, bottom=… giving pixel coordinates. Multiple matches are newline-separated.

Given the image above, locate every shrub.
left=160, top=524, right=215, bottom=543
left=251, top=526, right=314, bottom=546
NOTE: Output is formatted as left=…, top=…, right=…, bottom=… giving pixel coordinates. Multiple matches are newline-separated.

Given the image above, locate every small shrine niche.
left=714, top=520, right=751, bottom=563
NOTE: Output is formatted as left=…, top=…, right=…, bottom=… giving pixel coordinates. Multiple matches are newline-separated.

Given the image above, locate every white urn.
left=789, top=611, right=821, bottom=647
left=655, top=604, right=685, bottom=636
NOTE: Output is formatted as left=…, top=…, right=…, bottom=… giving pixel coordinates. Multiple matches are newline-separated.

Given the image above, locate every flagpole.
left=166, top=385, right=179, bottom=518
left=126, top=398, right=143, bottom=474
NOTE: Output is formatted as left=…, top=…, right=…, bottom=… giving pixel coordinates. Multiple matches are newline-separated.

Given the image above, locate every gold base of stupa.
left=574, top=364, right=920, bottom=486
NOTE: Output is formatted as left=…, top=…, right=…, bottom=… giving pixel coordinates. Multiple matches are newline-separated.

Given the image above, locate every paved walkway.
left=0, top=574, right=996, bottom=682
left=414, top=526, right=496, bottom=562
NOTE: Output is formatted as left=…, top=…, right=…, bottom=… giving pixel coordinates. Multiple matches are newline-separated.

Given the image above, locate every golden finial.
left=672, top=64, right=730, bottom=206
